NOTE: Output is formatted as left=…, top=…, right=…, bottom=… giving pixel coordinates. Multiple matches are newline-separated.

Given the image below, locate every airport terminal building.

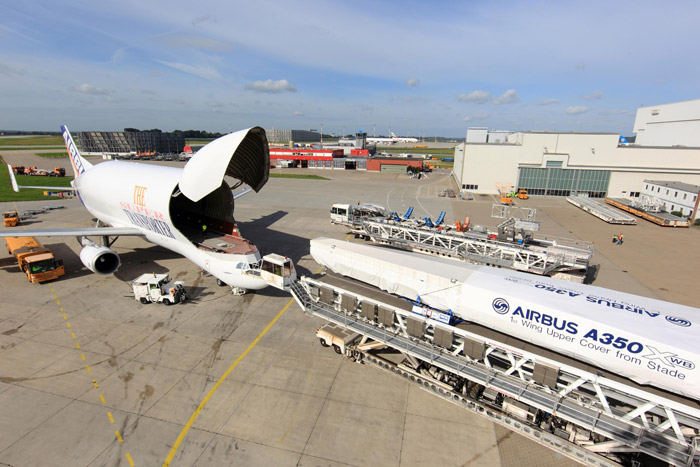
left=453, top=99, right=700, bottom=199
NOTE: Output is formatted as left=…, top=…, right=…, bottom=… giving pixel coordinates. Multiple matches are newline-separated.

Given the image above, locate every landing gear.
left=216, top=279, right=226, bottom=287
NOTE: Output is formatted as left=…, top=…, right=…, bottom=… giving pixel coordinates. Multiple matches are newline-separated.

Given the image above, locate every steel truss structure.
left=290, top=274, right=700, bottom=466
left=358, top=219, right=592, bottom=281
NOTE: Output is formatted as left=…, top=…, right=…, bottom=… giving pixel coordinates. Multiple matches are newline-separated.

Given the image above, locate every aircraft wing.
left=0, top=227, right=144, bottom=238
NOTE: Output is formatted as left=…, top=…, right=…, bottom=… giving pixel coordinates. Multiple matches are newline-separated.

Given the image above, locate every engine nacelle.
left=80, top=244, right=120, bottom=275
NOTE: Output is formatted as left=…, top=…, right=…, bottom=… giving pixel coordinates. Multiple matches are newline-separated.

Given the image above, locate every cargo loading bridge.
left=265, top=239, right=700, bottom=467
left=355, top=218, right=593, bottom=283
left=254, top=239, right=700, bottom=466
left=287, top=272, right=700, bottom=467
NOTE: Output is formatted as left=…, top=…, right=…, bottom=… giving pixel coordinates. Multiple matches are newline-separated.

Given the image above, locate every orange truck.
left=5, top=236, right=65, bottom=283
left=4, top=211, right=19, bottom=227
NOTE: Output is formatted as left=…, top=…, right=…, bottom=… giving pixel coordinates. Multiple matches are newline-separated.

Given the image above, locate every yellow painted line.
left=62, top=313, right=66, bottom=319
left=115, top=430, right=123, bottom=443
left=99, top=394, right=106, bottom=404
left=71, top=332, right=76, bottom=339
left=162, top=297, right=296, bottom=467
left=92, top=379, right=99, bottom=388
left=56, top=299, right=60, bottom=306
left=66, top=322, right=71, bottom=329
left=75, top=343, right=80, bottom=349
left=85, top=365, right=92, bottom=374
left=126, top=453, right=135, bottom=466
left=80, top=353, right=86, bottom=361
left=278, top=414, right=298, bottom=445
left=108, top=412, right=114, bottom=424
left=344, top=233, right=352, bottom=241
left=60, top=308, right=64, bottom=314
left=53, top=294, right=57, bottom=298
left=51, top=287, right=54, bottom=292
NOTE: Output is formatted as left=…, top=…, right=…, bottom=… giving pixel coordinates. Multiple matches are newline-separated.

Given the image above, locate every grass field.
left=269, top=173, right=329, bottom=180
left=0, top=157, right=73, bottom=201
left=0, top=147, right=65, bottom=151
left=0, top=136, right=63, bottom=146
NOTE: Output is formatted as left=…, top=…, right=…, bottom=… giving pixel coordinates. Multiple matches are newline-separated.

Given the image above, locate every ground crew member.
left=612, top=233, right=617, bottom=244
left=202, top=224, right=207, bottom=237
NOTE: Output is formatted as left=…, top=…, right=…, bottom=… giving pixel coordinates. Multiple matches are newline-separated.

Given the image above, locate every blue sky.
left=1, top=0, right=699, bottom=137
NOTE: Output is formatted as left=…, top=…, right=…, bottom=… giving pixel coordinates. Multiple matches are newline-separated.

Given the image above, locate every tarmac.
left=1, top=152, right=698, bottom=467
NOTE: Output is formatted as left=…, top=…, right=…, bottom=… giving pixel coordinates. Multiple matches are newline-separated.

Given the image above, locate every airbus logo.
left=665, top=316, right=691, bottom=327
left=492, top=298, right=510, bottom=315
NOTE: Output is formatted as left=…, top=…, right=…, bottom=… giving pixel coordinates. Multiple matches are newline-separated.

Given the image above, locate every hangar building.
left=453, top=99, right=700, bottom=199
left=78, top=131, right=185, bottom=154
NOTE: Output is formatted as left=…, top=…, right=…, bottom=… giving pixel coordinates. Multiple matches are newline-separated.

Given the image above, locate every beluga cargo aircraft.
left=1, top=125, right=286, bottom=294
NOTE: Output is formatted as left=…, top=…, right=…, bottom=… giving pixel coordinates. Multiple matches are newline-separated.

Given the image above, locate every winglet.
left=8, top=164, right=19, bottom=192
left=61, top=125, right=93, bottom=178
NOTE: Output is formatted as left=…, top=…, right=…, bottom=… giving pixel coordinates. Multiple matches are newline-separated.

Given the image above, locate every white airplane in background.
left=1, top=125, right=291, bottom=294
left=366, top=132, right=419, bottom=145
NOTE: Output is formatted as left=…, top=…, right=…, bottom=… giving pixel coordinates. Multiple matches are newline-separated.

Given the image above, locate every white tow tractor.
left=132, top=273, right=187, bottom=305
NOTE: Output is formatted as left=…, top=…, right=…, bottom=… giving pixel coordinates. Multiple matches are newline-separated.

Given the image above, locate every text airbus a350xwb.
left=1, top=126, right=295, bottom=293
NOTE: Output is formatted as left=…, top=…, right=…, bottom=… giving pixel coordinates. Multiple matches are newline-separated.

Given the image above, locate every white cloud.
left=493, top=89, right=519, bottom=105
left=463, top=113, right=489, bottom=122
left=407, top=78, right=419, bottom=87
left=538, top=98, right=559, bottom=105
left=457, top=90, right=490, bottom=104
left=74, top=83, right=110, bottom=95
left=566, top=106, right=590, bottom=115
left=155, top=60, right=223, bottom=82
left=583, top=90, right=605, bottom=100
left=293, top=111, right=304, bottom=116
left=245, top=79, right=297, bottom=93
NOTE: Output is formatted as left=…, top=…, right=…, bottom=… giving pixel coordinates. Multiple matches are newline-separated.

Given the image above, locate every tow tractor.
left=132, top=273, right=187, bottom=305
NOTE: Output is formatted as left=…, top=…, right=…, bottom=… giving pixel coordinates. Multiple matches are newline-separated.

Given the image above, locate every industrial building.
left=633, top=98, right=700, bottom=146
left=453, top=99, right=700, bottom=203
left=78, top=131, right=185, bottom=155
left=641, top=180, right=700, bottom=219
left=264, top=129, right=322, bottom=143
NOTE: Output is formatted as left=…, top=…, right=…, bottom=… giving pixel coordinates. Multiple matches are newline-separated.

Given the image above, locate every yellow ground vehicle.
left=496, top=184, right=514, bottom=205
left=5, top=236, right=65, bottom=283
left=3, top=211, right=19, bottom=227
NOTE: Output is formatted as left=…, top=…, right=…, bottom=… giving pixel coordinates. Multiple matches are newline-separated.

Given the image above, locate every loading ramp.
left=566, top=197, right=637, bottom=225
left=605, top=198, right=690, bottom=227
left=356, top=218, right=593, bottom=282
left=287, top=272, right=700, bottom=467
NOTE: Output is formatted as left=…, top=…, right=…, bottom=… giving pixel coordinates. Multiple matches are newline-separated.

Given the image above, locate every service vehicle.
left=5, top=236, right=65, bottom=283
left=329, top=203, right=391, bottom=227
left=3, top=210, right=19, bottom=227
left=132, top=273, right=187, bottom=305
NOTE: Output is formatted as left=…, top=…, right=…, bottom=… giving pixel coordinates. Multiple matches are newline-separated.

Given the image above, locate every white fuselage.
left=75, top=160, right=268, bottom=290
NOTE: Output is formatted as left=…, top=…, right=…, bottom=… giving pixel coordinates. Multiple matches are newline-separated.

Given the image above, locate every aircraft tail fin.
left=61, top=125, right=93, bottom=177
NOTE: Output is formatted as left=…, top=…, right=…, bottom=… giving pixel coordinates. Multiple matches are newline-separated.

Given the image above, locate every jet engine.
left=79, top=238, right=120, bottom=275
